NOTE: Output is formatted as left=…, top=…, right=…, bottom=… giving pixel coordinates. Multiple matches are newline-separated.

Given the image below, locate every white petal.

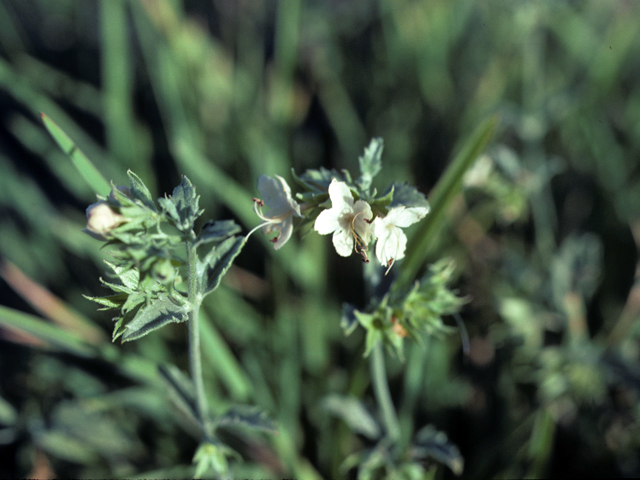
left=314, top=208, right=341, bottom=235
left=327, top=179, right=354, bottom=210
left=332, top=228, right=354, bottom=256
left=387, top=206, right=429, bottom=228
left=375, top=225, right=406, bottom=265
left=275, top=175, right=302, bottom=217
left=257, top=175, right=284, bottom=208
left=272, top=218, right=293, bottom=250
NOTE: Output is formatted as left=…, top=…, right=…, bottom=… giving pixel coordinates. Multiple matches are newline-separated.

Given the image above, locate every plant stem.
left=370, top=341, right=400, bottom=441
left=187, top=239, right=209, bottom=438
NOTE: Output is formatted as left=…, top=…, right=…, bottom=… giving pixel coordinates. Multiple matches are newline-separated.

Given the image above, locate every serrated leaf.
left=40, top=113, right=111, bottom=196
left=121, top=295, right=188, bottom=342
left=127, top=170, right=156, bottom=210
left=83, top=293, right=128, bottom=310
left=341, top=303, right=360, bottom=335
left=389, top=183, right=430, bottom=210
left=104, top=261, right=140, bottom=290
left=216, top=406, right=278, bottom=434
left=159, top=175, right=203, bottom=232
left=200, top=236, right=246, bottom=295
left=292, top=166, right=350, bottom=194
left=158, top=364, right=198, bottom=425
left=196, top=220, right=242, bottom=247
left=413, top=425, right=464, bottom=476
left=357, top=138, right=384, bottom=195
left=321, top=394, right=381, bottom=440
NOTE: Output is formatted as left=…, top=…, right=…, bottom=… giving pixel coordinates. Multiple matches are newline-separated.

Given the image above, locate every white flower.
left=372, top=205, right=429, bottom=272
left=84, top=201, right=126, bottom=240
left=314, top=179, right=373, bottom=261
left=250, top=174, right=302, bottom=250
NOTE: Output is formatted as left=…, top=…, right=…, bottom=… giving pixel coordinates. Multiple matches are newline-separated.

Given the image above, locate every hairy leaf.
left=121, top=295, right=188, bottom=342
left=200, top=236, right=246, bottom=295
left=357, top=137, right=384, bottom=196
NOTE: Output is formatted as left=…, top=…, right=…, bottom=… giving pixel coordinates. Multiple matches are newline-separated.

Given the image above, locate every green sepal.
left=157, top=175, right=204, bottom=233
left=196, top=219, right=242, bottom=247
left=216, top=405, right=278, bottom=434
left=126, top=170, right=157, bottom=211
left=121, top=295, right=188, bottom=342
left=369, top=184, right=394, bottom=214
left=357, top=137, right=384, bottom=197
left=321, top=394, right=381, bottom=440
left=199, top=236, right=246, bottom=295
left=192, top=441, right=240, bottom=478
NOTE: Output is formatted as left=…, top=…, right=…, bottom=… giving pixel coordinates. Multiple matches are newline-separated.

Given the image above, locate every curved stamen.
left=350, top=211, right=370, bottom=262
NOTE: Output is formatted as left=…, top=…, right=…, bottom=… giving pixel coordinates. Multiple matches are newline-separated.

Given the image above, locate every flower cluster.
left=250, top=139, right=430, bottom=273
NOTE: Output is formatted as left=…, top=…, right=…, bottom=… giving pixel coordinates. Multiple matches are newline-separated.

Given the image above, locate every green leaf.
left=200, top=236, right=246, bottom=295
left=398, top=115, right=498, bottom=289
left=40, top=113, right=111, bottom=196
left=0, top=305, right=96, bottom=357
left=216, top=406, right=278, bottom=434
left=196, top=219, right=242, bottom=247
left=83, top=293, right=128, bottom=310
left=121, top=295, right=188, bottom=342
left=413, top=424, right=464, bottom=476
left=158, top=364, right=198, bottom=425
left=357, top=137, right=384, bottom=195
left=158, top=175, right=203, bottom=233
left=340, top=303, right=360, bottom=335
left=127, top=170, right=157, bottom=210
left=321, top=394, right=381, bottom=439
left=389, top=183, right=430, bottom=210
left=292, top=166, right=349, bottom=194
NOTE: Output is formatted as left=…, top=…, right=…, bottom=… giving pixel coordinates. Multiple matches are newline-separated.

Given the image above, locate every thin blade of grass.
left=40, top=113, right=111, bottom=196
left=397, top=115, right=498, bottom=289
left=0, top=305, right=96, bottom=358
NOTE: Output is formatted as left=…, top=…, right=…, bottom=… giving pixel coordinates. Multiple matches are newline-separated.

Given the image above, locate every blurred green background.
left=1, top=0, right=640, bottom=478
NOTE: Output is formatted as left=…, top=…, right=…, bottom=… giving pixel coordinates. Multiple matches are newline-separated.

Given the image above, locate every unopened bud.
left=84, top=202, right=126, bottom=240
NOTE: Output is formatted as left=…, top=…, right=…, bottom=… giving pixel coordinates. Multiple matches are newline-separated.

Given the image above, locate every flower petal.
left=332, top=228, right=354, bottom=256
left=314, top=208, right=341, bottom=235
left=327, top=179, right=354, bottom=210
left=272, top=217, right=293, bottom=250
left=386, top=206, right=429, bottom=228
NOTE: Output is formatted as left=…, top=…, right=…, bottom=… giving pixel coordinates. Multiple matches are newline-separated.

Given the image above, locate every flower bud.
left=84, top=202, right=126, bottom=240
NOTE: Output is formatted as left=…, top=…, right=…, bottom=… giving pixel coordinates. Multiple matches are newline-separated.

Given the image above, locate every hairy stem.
left=187, top=239, right=209, bottom=438
left=370, top=341, right=400, bottom=441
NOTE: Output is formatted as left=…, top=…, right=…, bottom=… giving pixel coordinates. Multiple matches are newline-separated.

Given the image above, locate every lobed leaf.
left=196, top=219, right=242, bottom=247
left=200, top=236, right=246, bottom=295
left=121, top=295, right=188, bottom=342
left=357, top=137, right=384, bottom=195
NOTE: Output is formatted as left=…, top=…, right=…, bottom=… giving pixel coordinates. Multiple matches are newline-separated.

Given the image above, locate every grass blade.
left=40, top=113, right=111, bottom=196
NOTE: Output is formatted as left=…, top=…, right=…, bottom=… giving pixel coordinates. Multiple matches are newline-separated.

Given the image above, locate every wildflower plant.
left=83, top=170, right=275, bottom=476
left=251, top=138, right=467, bottom=477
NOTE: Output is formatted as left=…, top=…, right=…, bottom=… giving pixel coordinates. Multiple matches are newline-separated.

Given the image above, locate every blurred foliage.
left=1, top=0, right=640, bottom=478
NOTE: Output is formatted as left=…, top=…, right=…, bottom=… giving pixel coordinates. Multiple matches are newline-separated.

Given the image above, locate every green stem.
left=187, top=239, right=209, bottom=438
left=370, top=341, right=400, bottom=441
